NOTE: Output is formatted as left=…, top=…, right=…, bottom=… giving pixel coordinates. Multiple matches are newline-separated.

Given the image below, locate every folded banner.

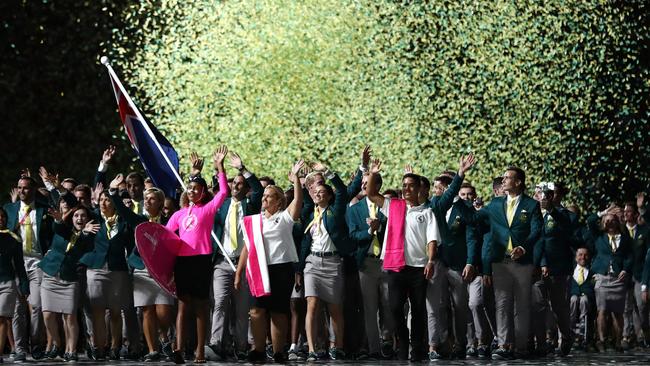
left=242, top=214, right=271, bottom=297
left=135, top=222, right=183, bottom=297
left=382, top=198, right=407, bottom=272
left=103, top=59, right=180, bottom=198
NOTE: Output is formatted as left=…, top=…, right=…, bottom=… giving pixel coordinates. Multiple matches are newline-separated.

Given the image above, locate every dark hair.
left=434, top=175, right=452, bottom=187
left=314, top=183, right=335, bottom=204
left=420, top=176, right=431, bottom=189
left=61, top=177, right=78, bottom=187
left=382, top=189, right=399, bottom=198
left=460, top=182, right=476, bottom=194
left=234, top=173, right=250, bottom=189
left=126, top=172, right=145, bottom=185
left=364, top=172, right=383, bottom=188
left=492, top=177, right=503, bottom=189
left=64, top=205, right=91, bottom=227
left=442, top=170, right=456, bottom=177
left=259, top=176, right=276, bottom=186
left=73, top=184, right=92, bottom=197
left=624, top=201, right=639, bottom=213
left=506, top=166, right=526, bottom=189
left=186, top=176, right=213, bottom=206
left=18, top=176, right=37, bottom=187
left=402, top=173, right=421, bottom=186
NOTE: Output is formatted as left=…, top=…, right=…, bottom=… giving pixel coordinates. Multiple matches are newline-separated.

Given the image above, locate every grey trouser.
left=468, top=275, right=495, bottom=345
left=623, top=279, right=649, bottom=340
left=492, top=260, right=534, bottom=353
left=531, top=275, right=572, bottom=346
left=210, top=257, right=250, bottom=351
left=13, top=264, right=46, bottom=354
left=570, top=294, right=595, bottom=342
left=121, top=277, right=142, bottom=353
left=426, top=260, right=449, bottom=346
left=358, top=257, right=394, bottom=354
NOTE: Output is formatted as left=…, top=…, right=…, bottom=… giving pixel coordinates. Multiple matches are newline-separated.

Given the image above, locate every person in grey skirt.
left=590, top=212, right=633, bottom=352
left=40, top=204, right=97, bottom=362
left=297, top=163, right=353, bottom=361
left=79, top=190, right=135, bottom=360
left=108, top=174, right=175, bottom=362
left=0, top=207, right=29, bottom=363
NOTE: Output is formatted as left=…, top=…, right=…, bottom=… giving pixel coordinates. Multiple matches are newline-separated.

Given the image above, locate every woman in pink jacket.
left=166, top=145, right=229, bottom=364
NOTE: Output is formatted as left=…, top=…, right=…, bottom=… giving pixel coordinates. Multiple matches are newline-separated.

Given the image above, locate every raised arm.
left=229, top=152, right=264, bottom=214
left=108, top=173, right=146, bottom=227
left=205, top=145, right=230, bottom=214
left=287, top=160, right=305, bottom=220
left=366, top=159, right=385, bottom=209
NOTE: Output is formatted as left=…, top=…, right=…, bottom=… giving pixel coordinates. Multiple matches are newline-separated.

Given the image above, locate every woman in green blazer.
left=39, top=204, right=97, bottom=362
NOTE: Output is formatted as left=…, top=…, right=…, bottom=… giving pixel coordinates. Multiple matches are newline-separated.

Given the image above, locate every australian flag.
left=107, top=68, right=180, bottom=198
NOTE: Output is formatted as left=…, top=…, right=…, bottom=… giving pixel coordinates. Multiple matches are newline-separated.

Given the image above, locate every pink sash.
left=382, top=199, right=407, bottom=272
left=242, top=214, right=271, bottom=297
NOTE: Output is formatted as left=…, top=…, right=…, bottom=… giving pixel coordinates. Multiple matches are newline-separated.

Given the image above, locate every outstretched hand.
left=83, top=220, right=101, bottom=235
left=370, top=159, right=382, bottom=174
left=190, top=152, right=204, bottom=176
left=312, top=162, right=328, bottom=172
left=458, top=153, right=476, bottom=176
left=229, top=152, right=244, bottom=170
left=102, top=145, right=116, bottom=165
left=404, top=164, right=413, bottom=174
left=212, top=145, right=228, bottom=172
left=361, top=145, right=372, bottom=168
left=109, top=174, right=124, bottom=190
left=290, top=159, right=305, bottom=182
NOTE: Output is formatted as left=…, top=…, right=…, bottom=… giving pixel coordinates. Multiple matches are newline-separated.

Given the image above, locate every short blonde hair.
left=265, top=185, right=287, bottom=211
left=144, top=187, right=165, bottom=211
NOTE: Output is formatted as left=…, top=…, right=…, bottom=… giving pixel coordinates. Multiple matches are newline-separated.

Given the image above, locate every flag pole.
left=101, top=56, right=237, bottom=272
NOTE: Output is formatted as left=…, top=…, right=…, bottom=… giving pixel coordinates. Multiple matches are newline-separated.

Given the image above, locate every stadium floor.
left=12, top=349, right=650, bottom=365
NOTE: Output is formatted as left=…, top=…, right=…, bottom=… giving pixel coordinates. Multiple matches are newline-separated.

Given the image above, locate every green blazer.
left=79, top=210, right=134, bottom=271
left=346, top=197, right=387, bottom=269
left=211, top=173, right=264, bottom=258
left=299, top=173, right=352, bottom=272
left=427, top=174, right=464, bottom=246
left=439, top=200, right=478, bottom=271
left=590, top=233, right=633, bottom=276
left=0, top=232, right=29, bottom=295
left=39, top=222, right=93, bottom=281
left=630, top=224, right=650, bottom=282
left=108, top=192, right=168, bottom=270
left=479, top=194, right=543, bottom=275
left=3, top=201, right=52, bottom=256
left=539, top=207, right=575, bottom=276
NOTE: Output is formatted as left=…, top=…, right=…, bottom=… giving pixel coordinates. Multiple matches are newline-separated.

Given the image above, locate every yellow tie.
left=304, top=207, right=323, bottom=235
left=609, top=234, right=617, bottom=252
left=629, top=227, right=635, bottom=240
left=132, top=201, right=140, bottom=214
left=506, top=198, right=517, bottom=254
left=369, top=202, right=381, bottom=256
left=21, top=205, right=34, bottom=254
left=66, top=232, right=79, bottom=253
left=104, top=214, right=117, bottom=239
left=229, top=201, right=240, bottom=250
left=577, top=267, right=585, bottom=285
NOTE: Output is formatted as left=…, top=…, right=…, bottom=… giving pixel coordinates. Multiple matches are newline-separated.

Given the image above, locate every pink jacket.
left=166, top=172, right=229, bottom=256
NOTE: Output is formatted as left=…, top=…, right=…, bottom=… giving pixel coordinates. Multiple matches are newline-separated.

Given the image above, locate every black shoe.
left=266, top=344, right=273, bottom=360
left=452, top=347, right=466, bottom=360
left=477, top=345, right=490, bottom=359
left=491, top=347, right=513, bottom=360
left=13, top=352, right=27, bottom=363
left=64, top=352, right=79, bottom=363
left=273, top=352, right=287, bottom=363
left=144, top=351, right=161, bottom=362
left=466, top=345, right=478, bottom=358
left=560, top=337, right=574, bottom=356
left=248, top=350, right=267, bottom=363
left=90, top=347, right=105, bottom=361
left=428, top=350, right=442, bottom=361
left=380, top=340, right=394, bottom=359
left=171, top=350, right=185, bottom=364
left=32, top=348, right=46, bottom=360
left=108, top=348, right=120, bottom=361
left=328, top=347, right=346, bottom=360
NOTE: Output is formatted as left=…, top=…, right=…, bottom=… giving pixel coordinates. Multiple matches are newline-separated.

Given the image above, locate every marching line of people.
left=1, top=144, right=649, bottom=363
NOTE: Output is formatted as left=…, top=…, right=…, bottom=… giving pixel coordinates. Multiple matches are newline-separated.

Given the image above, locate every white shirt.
left=310, top=211, right=336, bottom=253
left=573, top=264, right=589, bottom=284
left=609, top=234, right=621, bottom=251
left=222, top=199, right=245, bottom=257
left=261, top=210, right=299, bottom=265
left=379, top=198, right=441, bottom=267
left=18, top=201, right=39, bottom=255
